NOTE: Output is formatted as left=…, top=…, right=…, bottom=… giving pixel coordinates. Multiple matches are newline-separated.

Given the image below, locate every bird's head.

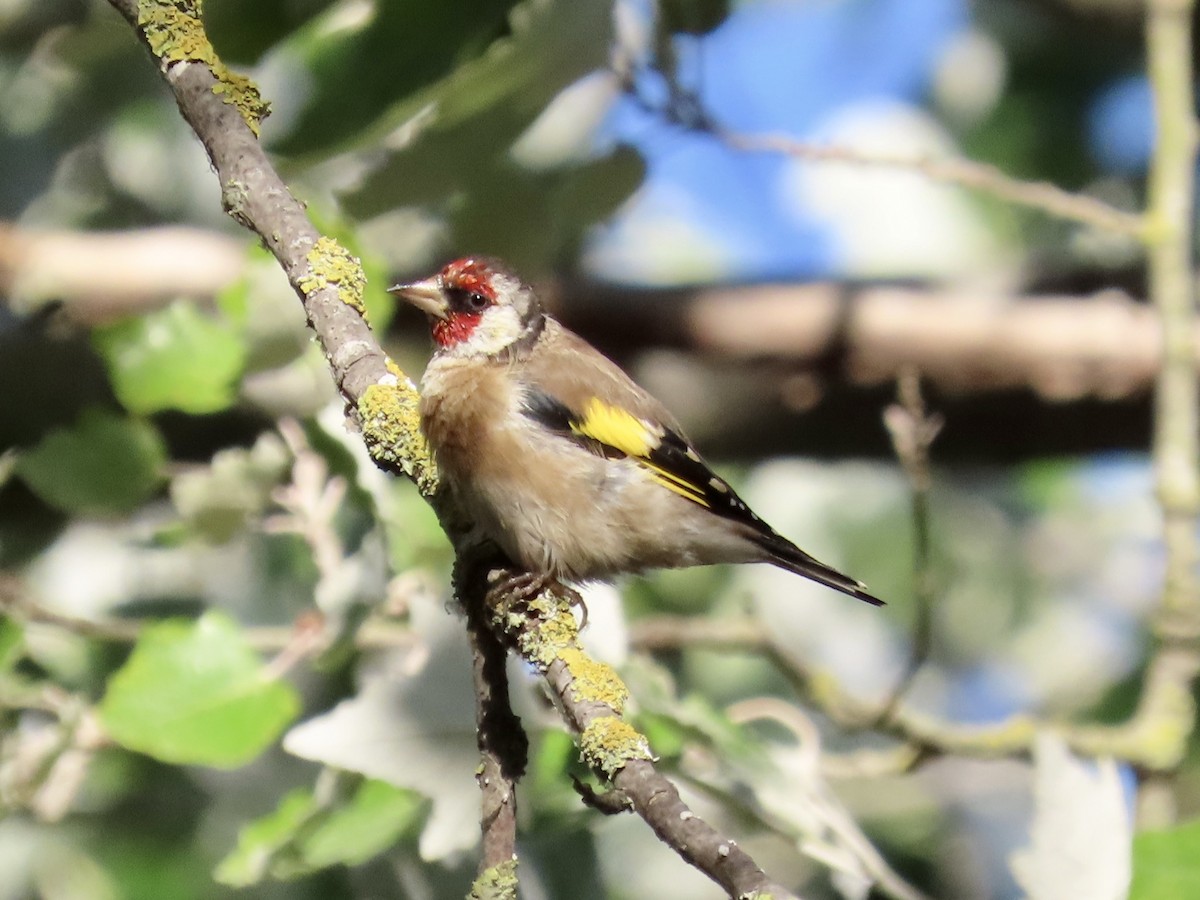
left=388, top=257, right=543, bottom=357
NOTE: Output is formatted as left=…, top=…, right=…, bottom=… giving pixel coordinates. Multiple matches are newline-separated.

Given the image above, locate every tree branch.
left=1146, top=0, right=1200, bottom=638
left=717, top=130, right=1145, bottom=236
left=484, top=577, right=803, bottom=900
left=2, top=221, right=1177, bottom=406
left=630, top=612, right=1198, bottom=772
left=1130, top=0, right=1200, bottom=825
left=101, top=3, right=811, bottom=894
left=566, top=281, right=1170, bottom=400
left=460, top=560, right=525, bottom=897
left=105, top=0, right=437, bottom=497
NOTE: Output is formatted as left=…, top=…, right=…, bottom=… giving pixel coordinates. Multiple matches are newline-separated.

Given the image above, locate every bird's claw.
left=484, top=571, right=589, bottom=630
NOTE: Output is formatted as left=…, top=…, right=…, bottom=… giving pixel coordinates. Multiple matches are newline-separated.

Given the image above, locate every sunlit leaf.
left=301, top=779, right=424, bottom=868
left=341, top=0, right=615, bottom=218
left=93, top=300, right=246, bottom=415
left=272, top=0, right=521, bottom=157
left=1130, top=818, right=1200, bottom=900
left=100, top=612, right=300, bottom=768
left=205, top=0, right=338, bottom=64
left=0, top=616, right=23, bottom=671
left=15, top=408, right=166, bottom=514
left=214, top=788, right=318, bottom=886
left=215, top=777, right=424, bottom=886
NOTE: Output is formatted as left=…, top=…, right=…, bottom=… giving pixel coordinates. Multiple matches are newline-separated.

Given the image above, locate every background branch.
left=1135, top=0, right=1200, bottom=827
left=717, top=130, right=1144, bottom=235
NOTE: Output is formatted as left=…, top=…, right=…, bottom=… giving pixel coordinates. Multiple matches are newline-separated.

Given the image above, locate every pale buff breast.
left=420, top=356, right=762, bottom=581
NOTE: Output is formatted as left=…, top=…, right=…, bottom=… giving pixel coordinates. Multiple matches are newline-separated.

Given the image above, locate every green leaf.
left=215, top=788, right=319, bottom=886
left=100, top=612, right=300, bottom=768
left=1130, top=818, right=1200, bottom=900
left=15, top=409, right=166, bottom=514
left=92, top=300, right=247, bottom=415
left=0, top=616, right=23, bottom=672
left=215, top=779, right=422, bottom=885
left=340, top=0, right=615, bottom=219
left=272, top=0, right=521, bottom=158
left=301, top=779, right=423, bottom=868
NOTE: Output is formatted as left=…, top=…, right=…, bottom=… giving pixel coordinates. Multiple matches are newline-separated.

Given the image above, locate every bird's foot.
left=484, top=571, right=589, bottom=629
left=486, top=571, right=552, bottom=607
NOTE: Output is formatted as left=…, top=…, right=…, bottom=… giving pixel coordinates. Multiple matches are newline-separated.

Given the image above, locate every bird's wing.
left=517, top=320, right=768, bottom=530
left=517, top=320, right=885, bottom=607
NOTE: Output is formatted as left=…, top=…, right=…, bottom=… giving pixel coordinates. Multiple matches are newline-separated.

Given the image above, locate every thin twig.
left=616, top=47, right=1144, bottom=235
left=719, top=130, right=1145, bottom=236
left=876, top=369, right=942, bottom=722
left=630, top=612, right=1198, bottom=771
left=1, top=582, right=414, bottom=653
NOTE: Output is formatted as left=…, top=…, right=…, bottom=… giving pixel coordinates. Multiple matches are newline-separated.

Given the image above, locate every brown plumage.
left=390, top=257, right=884, bottom=607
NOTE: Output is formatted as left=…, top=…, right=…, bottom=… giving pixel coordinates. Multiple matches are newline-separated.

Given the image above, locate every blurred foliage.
left=0, top=0, right=1184, bottom=898
left=15, top=408, right=165, bottom=514
left=1130, top=818, right=1200, bottom=899
left=93, top=300, right=247, bottom=415
left=99, top=612, right=301, bottom=767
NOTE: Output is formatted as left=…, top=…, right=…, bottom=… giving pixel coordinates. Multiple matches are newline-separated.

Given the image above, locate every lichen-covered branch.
left=459, top=560, right=526, bottom=898
left=102, top=4, right=813, bottom=895
left=106, top=0, right=436, bottom=497
left=486, top=579, right=801, bottom=900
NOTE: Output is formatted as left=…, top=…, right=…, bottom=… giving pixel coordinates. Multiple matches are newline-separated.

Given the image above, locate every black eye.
left=465, top=291, right=489, bottom=311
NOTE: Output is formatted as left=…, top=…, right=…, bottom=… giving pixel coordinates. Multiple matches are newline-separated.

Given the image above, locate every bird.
left=389, top=257, right=883, bottom=608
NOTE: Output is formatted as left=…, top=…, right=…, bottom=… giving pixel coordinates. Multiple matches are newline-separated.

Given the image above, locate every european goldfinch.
left=390, top=257, right=883, bottom=607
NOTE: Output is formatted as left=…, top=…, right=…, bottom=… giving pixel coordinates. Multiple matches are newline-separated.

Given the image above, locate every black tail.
left=758, top=535, right=885, bottom=607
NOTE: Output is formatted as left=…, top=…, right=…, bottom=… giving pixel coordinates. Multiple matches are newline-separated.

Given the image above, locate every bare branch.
left=0, top=224, right=243, bottom=323
left=2, top=220, right=1184, bottom=411
left=631, top=613, right=1199, bottom=772
left=718, top=130, right=1145, bottom=236
left=1146, top=0, right=1200, bottom=638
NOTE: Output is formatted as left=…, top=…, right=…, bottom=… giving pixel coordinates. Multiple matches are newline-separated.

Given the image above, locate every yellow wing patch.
left=571, top=398, right=661, bottom=458
left=571, top=398, right=711, bottom=508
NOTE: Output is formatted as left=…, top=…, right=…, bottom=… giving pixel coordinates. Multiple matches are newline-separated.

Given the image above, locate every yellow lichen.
left=137, top=0, right=269, bottom=135
left=580, top=716, right=652, bottom=779
left=357, top=378, right=438, bottom=497
left=559, top=647, right=628, bottom=714
left=211, top=68, right=270, bottom=134
left=502, top=591, right=578, bottom=668
left=298, top=237, right=369, bottom=318
left=467, top=857, right=518, bottom=900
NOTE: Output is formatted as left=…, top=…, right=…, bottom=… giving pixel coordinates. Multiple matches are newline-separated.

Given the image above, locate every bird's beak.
left=387, top=278, right=450, bottom=320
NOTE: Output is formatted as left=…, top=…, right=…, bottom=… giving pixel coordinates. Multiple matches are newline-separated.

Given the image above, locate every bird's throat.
left=432, top=312, right=483, bottom=348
